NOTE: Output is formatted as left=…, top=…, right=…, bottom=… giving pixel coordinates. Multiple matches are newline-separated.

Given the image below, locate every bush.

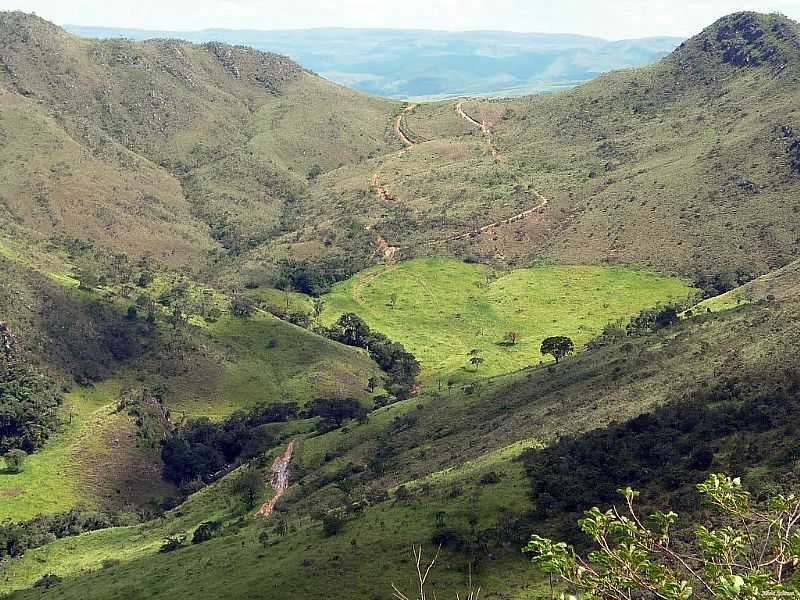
left=33, top=573, right=62, bottom=589
left=322, top=512, right=344, bottom=537
left=159, top=535, right=186, bottom=553
left=3, top=448, right=27, bottom=473
left=479, top=470, right=501, bottom=485
left=192, top=520, right=222, bottom=545
left=230, top=295, right=255, bottom=318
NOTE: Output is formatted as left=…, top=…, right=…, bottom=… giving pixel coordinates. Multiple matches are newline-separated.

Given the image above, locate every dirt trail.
left=256, top=440, right=295, bottom=519
left=456, top=101, right=501, bottom=160
left=419, top=191, right=549, bottom=249
left=371, top=172, right=396, bottom=203
left=394, top=104, right=417, bottom=147
left=366, top=100, right=549, bottom=257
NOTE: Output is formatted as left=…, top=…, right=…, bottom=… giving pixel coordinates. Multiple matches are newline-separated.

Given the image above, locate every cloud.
left=2, top=0, right=799, bottom=38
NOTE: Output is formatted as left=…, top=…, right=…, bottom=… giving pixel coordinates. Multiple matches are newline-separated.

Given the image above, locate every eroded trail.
left=419, top=191, right=549, bottom=248
left=456, top=101, right=501, bottom=160
left=368, top=100, right=549, bottom=256
left=256, top=440, right=295, bottom=518
left=394, top=104, right=417, bottom=147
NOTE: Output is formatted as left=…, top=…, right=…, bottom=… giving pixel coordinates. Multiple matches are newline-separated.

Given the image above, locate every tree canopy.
left=540, top=336, right=575, bottom=364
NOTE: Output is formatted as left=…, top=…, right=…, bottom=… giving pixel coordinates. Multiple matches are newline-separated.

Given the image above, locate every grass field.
left=1, top=384, right=115, bottom=521
left=321, top=258, right=694, bottom=381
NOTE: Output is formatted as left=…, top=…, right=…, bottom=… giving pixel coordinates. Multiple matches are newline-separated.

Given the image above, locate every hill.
left=0, top=11, right=398, bottom=279
left=64, top=25, right=683, bottom=100
left=3, top=275, right=799, bottom=599
left=293, top=11, right=800, bottom=284
left=3, top=12, right=799, bottom=288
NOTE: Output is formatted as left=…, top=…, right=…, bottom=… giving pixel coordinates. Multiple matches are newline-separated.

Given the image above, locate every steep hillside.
left=489, top=12, right=800, bottom=277
left=0, top=242, right=382, bottom=520
left=0, top=11, right=397, bottom=275
left=302, top=12, right=800, bottom=282
left=3, top=12, right=799, bottom=287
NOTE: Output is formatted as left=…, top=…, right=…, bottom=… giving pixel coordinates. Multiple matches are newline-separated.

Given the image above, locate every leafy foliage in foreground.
left=527, top=474, right=800, bottom=600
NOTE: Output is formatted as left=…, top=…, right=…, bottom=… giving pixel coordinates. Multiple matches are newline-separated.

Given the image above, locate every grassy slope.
left=3, top=12, right=800, bottom=285
left=0, top=243, right=382, bottom=518
left=321, top=257, right=694, bottom=380
left=5, top=291, right=800, bottom=599
left=0, top=12, right=397, bottom=283
left=693, top=258, right=800, bottom=313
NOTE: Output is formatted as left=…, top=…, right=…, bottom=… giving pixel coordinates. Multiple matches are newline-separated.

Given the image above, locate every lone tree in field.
left=504, top=331, right=520, bottom=345
left=468, top=348, right=484, bottom=372
left=540, top=336, right=574, bottom=364
left=526, top=474, right=800, bottom=600
left=312, top=298, right=324, bottom=319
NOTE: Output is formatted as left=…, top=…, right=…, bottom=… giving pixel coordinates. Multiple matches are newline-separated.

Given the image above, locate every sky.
left=3, top=0, right=800, bottom=39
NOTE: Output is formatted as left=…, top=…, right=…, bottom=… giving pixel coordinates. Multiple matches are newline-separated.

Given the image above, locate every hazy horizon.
left=3, top=0, right=800, bottom=40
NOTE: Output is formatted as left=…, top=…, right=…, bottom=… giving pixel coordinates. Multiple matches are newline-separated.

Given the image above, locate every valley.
left=1, top=9, right=799, bottom=600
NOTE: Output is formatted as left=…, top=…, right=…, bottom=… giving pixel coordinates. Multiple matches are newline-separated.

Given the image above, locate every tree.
left=322, top=511, right=344, bottom=537
left=468, top=348, right=484, bottom=371
left=312, top=298, right=325, bottom=319
left=3, top=449, right=27, bottom=473
left=540, top=336, right=575, bottom=364
left=236, top=466, right=264, bottom=509
left=191, top=520, right=222, bottom=545
left=526, top=474, right=800, bottom=600
left=504, top=331, right=520, bottom=345
left=367, top=377, right=379, bottom=393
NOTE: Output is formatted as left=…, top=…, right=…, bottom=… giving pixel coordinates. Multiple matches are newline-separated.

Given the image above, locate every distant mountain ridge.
left=64, top=25, right=684, bottom=99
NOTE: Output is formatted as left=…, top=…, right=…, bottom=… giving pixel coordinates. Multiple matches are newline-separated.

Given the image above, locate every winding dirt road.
left=394, top=104, right=417, bottom=147
left=419, top=191, right=549, bottom=249
left=366, top=100, right=550, bottom=259
left=256, top=440, right=295, bottom=519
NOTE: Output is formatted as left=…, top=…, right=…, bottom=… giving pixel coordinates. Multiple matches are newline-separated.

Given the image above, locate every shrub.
left=159, top=535, right=186, bottom=553
left=3, top=448, right=27, bottom=473
left=322, top=512, right=344, bottom=537
left=479, top=470, right=501, bottom=485
left=230, top=295, right=255, bottom=318
left=192, top=520, right=222, bottom=545
left=33, top=573, right=62, bottom=589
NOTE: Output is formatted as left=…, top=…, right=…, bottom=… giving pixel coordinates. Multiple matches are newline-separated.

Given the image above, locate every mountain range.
left=64, top=25, right=684, bottom=99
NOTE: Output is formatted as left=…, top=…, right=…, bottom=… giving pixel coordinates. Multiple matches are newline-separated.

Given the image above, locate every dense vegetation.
left=0, top=508, right=126, bottom=560
left=161, top=403, right=297, bottom=485
left=324, top=313, right=420, bottom=398
left=0, top=325, right=62, bottom=454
